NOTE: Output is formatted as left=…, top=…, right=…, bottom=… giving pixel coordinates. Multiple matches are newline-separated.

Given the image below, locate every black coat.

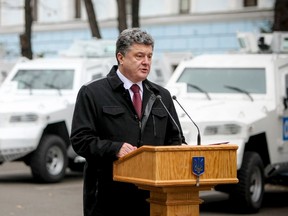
left=70, top=65, right=185, bottom=216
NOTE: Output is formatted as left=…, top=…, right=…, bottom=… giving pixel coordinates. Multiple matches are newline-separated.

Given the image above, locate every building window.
left=75, top=0, right=81, bottom=19
left=180, top=0, right=190, bottom=14
left=244, top=0, right=257, bottom=7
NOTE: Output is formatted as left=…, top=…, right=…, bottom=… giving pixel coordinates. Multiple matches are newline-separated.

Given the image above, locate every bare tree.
left=20, top=0, right=33, bottom=59
left=273, top=0, right=288, bottom=31
left=83, top=0, right=102, bottom=38
left=131, top=0, right=139, bottom=27
left=116, top=0, right=128, bottom=33
left=116, top=0, right=140, bottom=33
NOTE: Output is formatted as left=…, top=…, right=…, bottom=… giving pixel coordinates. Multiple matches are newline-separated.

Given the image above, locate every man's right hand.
left=116, top=143, right=137, bottom=158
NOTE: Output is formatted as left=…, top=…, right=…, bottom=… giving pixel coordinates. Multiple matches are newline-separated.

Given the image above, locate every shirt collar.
left=116, top=69, right=143, bottom=92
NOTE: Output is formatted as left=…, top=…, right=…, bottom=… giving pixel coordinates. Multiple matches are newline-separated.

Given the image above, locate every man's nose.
left=142, top=56, right=151, bottom=64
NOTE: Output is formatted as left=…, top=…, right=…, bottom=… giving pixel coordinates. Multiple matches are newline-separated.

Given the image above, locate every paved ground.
left=0, top=162, right=83, bottom=216
left=0, top=162, right=288, bottom=216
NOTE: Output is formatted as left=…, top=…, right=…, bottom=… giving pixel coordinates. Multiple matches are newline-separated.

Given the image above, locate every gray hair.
left=116, top=28, right=154, bottom=58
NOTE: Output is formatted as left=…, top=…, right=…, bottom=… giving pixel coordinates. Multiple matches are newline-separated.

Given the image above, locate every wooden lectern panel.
left=113, top=144, right=238, bottom=187
left=113, top=144, right=238, bottom=216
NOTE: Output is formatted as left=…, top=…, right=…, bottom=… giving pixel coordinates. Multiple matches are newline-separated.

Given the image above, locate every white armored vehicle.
left=166, top=32, right=288, bottom=213
left=0, top=57, right=116, bottom=182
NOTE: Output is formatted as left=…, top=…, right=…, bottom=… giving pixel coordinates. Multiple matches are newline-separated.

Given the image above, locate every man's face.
left=117, top=43, right=153, bottom=83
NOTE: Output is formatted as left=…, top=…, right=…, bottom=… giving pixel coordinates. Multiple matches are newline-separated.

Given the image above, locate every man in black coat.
left=70, top=28, right=185, bottom=216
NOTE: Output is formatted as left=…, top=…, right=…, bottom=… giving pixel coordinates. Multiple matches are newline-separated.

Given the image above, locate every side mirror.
left=284, top=87, right=288, bottom=110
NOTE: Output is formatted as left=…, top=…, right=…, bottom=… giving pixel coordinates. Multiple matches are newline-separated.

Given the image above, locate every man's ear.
left=117, top=52, right=124, bottom=65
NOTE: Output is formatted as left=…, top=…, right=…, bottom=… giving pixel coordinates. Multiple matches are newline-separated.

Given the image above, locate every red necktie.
left=130, top=84, right=142, bottom=119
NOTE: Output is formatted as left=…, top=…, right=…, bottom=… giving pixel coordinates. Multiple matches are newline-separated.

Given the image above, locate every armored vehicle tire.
left=230, top=151, right=264, bottom=213
left=30, top=135, right=68, bottom=183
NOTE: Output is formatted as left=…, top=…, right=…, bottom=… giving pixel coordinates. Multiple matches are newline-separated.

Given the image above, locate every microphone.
left=172, top=95, right=201, bottom=145
left=156, top=95, right=183, bottom=145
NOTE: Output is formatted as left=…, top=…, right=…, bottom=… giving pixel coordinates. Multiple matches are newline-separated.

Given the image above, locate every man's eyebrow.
left=135, top=51, right=153, bottom=55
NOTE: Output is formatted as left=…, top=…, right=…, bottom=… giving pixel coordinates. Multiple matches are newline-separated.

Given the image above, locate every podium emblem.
left=192, top=156, right=205, bottom=176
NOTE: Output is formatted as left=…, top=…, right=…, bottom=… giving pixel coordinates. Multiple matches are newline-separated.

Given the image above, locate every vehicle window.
left=177, top=68, right=266, bottom=94
left=91, top=73, right=103, bottom=80
left=12, top=69, right=74, bottom=90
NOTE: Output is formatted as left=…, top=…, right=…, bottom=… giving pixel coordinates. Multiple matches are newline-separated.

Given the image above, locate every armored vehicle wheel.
left=30, top=135, right=68, bottom=183
left=230, top=151, right=264, bottom=213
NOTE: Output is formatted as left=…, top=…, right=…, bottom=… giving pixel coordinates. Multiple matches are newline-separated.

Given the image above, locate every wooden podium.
left=113, top=144, right=238, bottom=216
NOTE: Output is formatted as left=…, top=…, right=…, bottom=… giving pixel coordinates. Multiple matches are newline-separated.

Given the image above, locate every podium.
left=113, top=144, right=238, bottom=216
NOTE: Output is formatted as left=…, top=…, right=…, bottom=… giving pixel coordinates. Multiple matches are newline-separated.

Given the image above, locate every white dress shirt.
left=116, top=69, right=143, bottom=100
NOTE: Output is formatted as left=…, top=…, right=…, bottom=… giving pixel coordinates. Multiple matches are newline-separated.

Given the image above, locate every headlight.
left=10, top=113, right=39, bottom=123
left=204, top=124, right=241, bottom=135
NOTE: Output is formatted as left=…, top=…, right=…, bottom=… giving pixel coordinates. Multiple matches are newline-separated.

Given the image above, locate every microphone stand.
left=156, top=95, right=182, bottom=145
left=172, top=96, right=201, bottom=146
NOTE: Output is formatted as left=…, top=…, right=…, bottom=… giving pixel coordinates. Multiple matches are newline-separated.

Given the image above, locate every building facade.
left=0, top=0, right=275, bottom=59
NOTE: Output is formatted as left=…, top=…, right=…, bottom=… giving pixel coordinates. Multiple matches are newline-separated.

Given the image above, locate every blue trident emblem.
left=192, top=157, right=205, bottom=186
left=192, top=157, right=205, bottom=175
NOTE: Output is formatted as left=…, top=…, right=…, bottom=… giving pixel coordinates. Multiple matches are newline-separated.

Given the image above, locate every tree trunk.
left=273, top=0, right=288, bottom=31
left=131, top=0, right=140, bottom=27
left=83, top=0, right=102, bottom=38
left=116, top=0, right=127, bottom=33
left=20, top=0, right=33, bottom=59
